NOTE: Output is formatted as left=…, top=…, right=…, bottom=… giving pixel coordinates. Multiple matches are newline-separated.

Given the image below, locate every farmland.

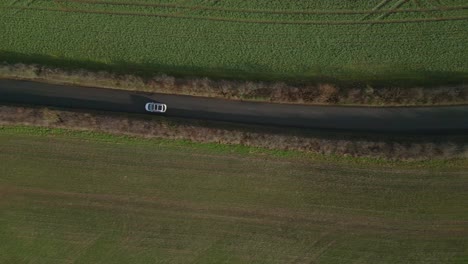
left=1, top=126, right=468, bottom=263
left=1, top=0, right=467, bottom=85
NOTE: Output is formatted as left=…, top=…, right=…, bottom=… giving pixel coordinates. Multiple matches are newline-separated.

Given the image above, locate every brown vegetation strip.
left=60, top=0, right=468, bottom=15
left=2, top=64, right=467, bottom=107
left=2, top=6, right=468, bottom=25
left=1, top=105, right=467, bottom=160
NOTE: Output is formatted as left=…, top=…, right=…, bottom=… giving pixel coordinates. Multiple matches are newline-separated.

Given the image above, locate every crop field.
left=0, top=0, right=467, bottom=85
left=1, top=126, right=468, bottom=263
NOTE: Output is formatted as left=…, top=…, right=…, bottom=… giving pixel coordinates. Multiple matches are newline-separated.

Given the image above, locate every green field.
left=1, top=126, right=467, bottom=263
left=1, top=0, right=467, bottom=85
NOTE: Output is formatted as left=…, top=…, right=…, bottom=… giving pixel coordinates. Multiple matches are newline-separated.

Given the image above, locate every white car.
left=145, top=102, right=167, bottom=113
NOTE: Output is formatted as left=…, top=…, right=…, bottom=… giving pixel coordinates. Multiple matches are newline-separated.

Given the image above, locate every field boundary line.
left=53, top=0, right=468, bottom=16
left=2, top=6, right=468, bottom=25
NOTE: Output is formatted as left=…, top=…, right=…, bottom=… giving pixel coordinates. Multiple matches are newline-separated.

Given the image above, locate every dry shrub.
left=149, top=74, right=175, bottom=90
left=269, top=82, right=289, bottom=102
left=235, top=81, right=258, bottom=99
left=42, top=108, right=62, bottom=125
left=118, top=74, right=145, bottom=91
left=217, top=80, right=236, bottom=98
left=406, top=87, right=425, bottom=104
left=345, top=88, right=363, bottom=104
left=0, top=63, right=38, bottom=79
left=295, top=85, right=315, bottom=103
left=316, top=83, right=339, bottom=103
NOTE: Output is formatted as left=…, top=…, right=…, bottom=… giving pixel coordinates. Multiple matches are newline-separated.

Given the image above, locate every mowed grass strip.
left=0, top=126, right=467, bottom=263
left=0, top=0, right=467, bottom=84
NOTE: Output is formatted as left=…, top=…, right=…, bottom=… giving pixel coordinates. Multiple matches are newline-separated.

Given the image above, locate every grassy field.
left=0, top=126, right=467, bottom=263
left=0, top=0, right=467, bottom=86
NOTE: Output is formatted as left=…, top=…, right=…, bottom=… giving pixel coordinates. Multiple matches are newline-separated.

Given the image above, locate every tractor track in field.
left=57, top=0, right=468, bottom=16
left=2, top=5, right=467, bottom=25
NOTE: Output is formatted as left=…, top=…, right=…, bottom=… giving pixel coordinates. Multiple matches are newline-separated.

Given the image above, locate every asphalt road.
left=1, top=79, right=467, bottom=133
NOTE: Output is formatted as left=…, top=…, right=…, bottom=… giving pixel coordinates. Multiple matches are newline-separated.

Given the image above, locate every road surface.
left=1, top=79, right=467, bottom=133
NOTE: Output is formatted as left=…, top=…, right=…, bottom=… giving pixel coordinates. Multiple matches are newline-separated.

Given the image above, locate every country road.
left=1, top=79, right=467, bottom=133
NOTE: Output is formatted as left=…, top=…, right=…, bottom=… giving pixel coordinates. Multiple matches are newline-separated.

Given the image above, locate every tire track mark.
left=51, top=0, right=468, bottom=16
left=2, top=5, right=467, bottom=25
